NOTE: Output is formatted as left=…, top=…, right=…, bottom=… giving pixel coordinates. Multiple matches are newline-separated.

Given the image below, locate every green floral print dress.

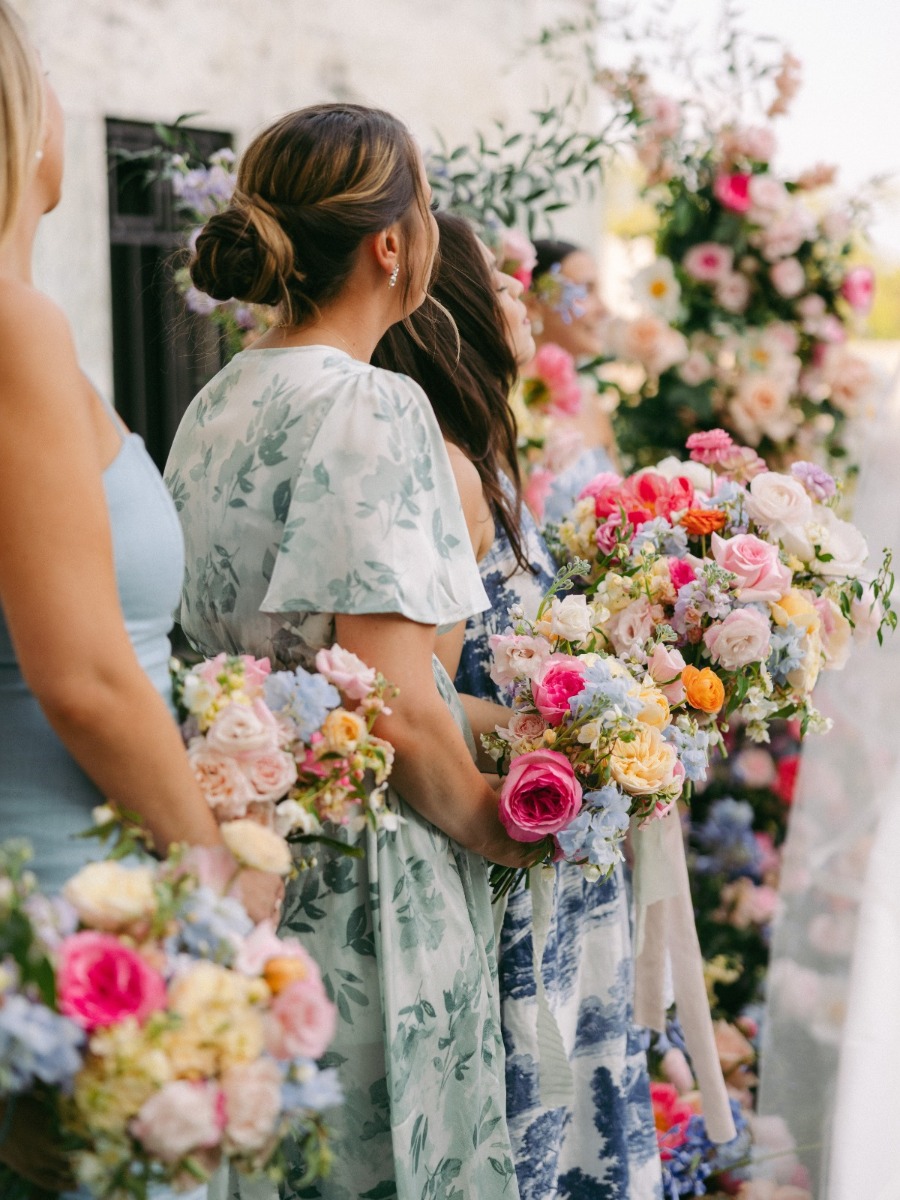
left=165, top=347, right=520, bottom=1200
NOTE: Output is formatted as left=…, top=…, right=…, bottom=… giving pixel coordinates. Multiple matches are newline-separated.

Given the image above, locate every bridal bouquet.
left=482, top=564, right=713, bottom=896
left=552, top=429, right=894, bottom=741
left=174, top=646, right=398, bottom=863
left=0, top=840, right=338, bottom=1198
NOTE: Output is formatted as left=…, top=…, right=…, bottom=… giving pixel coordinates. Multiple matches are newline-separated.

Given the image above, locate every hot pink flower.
left=683, top=243, right=734, bottom=283
left=530, top=343, right=582, bottom=416
left=650, top=1082, right=695, bottom=1157
left=714, top=172, right=752, bottom=213
left=668, top=558, right=697, bottom=593
left=711, top=533, right=792, bottom=602
left=266, top=975, right=337, bottom=1061
left=498, top=749, right=583, bottom=842
left=686, top=429, right=735, bottom=466
left=57, top=931, right=167, bottom=1031
left=530, top=655, right=587, bottom=724
left=840, top=265, right=875, bottom=313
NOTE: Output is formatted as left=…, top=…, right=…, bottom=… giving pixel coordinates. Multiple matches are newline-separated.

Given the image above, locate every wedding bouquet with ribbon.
left=0, top=839, right=338, bottom=1198
left=173, top=645, right=398, bottom=865
left=482, top=564, right=713, bottom=897
left=551, top=429, right=894, bottom=742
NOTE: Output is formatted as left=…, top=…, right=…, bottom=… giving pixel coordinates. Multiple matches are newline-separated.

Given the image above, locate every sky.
left=615, top=0, right=900, bottom=257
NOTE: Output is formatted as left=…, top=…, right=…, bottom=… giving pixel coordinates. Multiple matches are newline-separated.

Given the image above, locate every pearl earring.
left=388, top=264, right=399, bottom=289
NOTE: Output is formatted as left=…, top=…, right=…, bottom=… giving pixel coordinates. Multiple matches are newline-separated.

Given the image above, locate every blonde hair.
left=0, top=0, right=44, bottom=246
left=191, top=103, right=435, bottom=325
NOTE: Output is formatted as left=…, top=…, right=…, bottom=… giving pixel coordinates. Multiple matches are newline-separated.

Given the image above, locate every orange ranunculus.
left=682, top=665, right=725, bottom=713
left=680, top=508, right=728, bottom=536
left=263, top=956, right=311, bottom=995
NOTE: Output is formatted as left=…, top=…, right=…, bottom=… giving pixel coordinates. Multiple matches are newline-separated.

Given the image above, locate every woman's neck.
left=0, top=201, right=41, bottom=285
left=254, top=288, right=399, bottom=363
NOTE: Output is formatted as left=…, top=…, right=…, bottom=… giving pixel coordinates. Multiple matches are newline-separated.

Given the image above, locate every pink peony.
left=714, top=172, right=752, bottom=213
left=243, top=749, right=298, bottom=802
left=703, top=608, right=772, bottom=669
left=314, top=644, right=376, bottom=701
left=769, top=257, right=806, bottom=298
left=686, top=429, right=735, bottom=466
left=498, top=749, right=583, bottom=842
left=187, top=744, right=256, bottom=820
left=530, top=343, right=583, bottom=416
left=840, top=265, right=875, bottom=313
left=682, top=242, right=734, bottom=283
left=131, top=1080, right=224, bottom=1163
left=57, top=931, right=167, bottom=1031
left=221, top=1059, right=283, bottom=1153
left=266, top=975, right=337, bottom=1061
left=647, top=642, right=687, bottom=703
left=530, top=655, right=587, bottom=724
left=711, top=532, right=792, bottom=602
left=578, top=471, right=625, bottom=504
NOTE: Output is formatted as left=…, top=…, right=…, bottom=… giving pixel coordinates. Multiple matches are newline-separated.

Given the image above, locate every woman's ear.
left=372, top=226, right=401, bottom=282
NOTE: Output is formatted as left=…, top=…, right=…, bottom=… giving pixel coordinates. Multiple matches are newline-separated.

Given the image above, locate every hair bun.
left=189, top=193, right=298, bottom=307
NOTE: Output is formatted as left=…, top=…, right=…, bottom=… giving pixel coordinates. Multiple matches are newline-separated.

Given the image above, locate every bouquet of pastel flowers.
left=174, top=645, right=398, bottom=864
left=552, top=428, right=894, bottom=742
left=0, top=839, right=339, bottom=1198
left=482, top=564, right=714, bottom=895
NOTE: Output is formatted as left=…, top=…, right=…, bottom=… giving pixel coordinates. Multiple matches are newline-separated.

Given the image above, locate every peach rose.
left=187, top=744, right=256, bottom=820
left=610, top=725, right=678, bottom=796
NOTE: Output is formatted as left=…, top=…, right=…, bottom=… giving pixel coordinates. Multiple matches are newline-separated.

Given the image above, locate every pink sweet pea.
left=530, top=655, right=587, bottom=724
left=713, top=172, right=752, bottom=213
left=840, top=265, right=875, bottom=314
left=498, top=749, right=583, bottom=842
left=711, top=532, right=792, bottom=602
left=57, top=932, right=168, bottom=1031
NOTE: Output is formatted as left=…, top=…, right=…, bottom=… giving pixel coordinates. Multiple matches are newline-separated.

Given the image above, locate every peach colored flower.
left=681, top=665, right=725, bottom=714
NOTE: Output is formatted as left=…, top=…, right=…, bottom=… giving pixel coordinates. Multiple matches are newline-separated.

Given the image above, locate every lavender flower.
left=791, top=460, right=837, bottom=502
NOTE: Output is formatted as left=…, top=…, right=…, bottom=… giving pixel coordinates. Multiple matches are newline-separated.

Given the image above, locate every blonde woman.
left=0, top=4, right=282, bottom=1190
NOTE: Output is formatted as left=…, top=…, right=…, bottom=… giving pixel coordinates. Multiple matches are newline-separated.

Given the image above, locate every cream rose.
left=812, top=507, right=868, bottom=577
left=63, top=862, right=157, bottom=932
left=221, top=820, right=293, bottom=876
left=320, top=708, right=367, bottom=755
left=610, top=725, right=678, bottom=796
left=635, top=684, right=671, bottom=730
left=534, top=594, right=595, bottom=644
left=746, top=471, right=813, bottom=536
left=221, top=1058, right=283, bottom=1153
left=187, top=744, right=256, bottom=819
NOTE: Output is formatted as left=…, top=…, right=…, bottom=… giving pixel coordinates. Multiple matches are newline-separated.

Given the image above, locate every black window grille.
left=106, top=118, right=233, bottom=471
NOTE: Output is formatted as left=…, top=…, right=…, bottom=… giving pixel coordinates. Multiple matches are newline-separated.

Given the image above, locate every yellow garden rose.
left=610, top=725, right=678, bottom=796
left=636, top=683, right=671, bottom=730
left=770, top=588, right=821, bottom=636
left=321, top=708, right=367, bottom=755
left=220, top=819, right=292, bottom=875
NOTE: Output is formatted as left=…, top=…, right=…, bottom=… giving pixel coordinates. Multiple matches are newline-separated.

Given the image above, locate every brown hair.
left=373, top=211, right=531, bottom=573
left=0, top=0, right=45, bottom=246
left=190, top=103, right=433, bottom=324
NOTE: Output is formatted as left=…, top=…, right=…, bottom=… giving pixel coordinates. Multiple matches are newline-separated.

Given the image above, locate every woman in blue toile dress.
left=374, top=213, right=663, bottom=1200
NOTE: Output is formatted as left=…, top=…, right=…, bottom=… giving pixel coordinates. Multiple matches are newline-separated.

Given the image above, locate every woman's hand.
left=0, top=1097, right=75, bottom=1192
left=234, top=868, right=286, bottom=924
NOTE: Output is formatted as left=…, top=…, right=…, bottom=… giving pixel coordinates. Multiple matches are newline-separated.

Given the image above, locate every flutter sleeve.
left=261, top=362, right=489, bottom=626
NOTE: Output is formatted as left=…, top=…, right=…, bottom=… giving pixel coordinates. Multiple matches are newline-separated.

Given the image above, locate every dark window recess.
left=106, top=118, right=232, bottom=471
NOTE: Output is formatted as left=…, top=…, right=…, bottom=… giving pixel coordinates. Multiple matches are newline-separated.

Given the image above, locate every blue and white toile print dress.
left=165, top=347, right=520, bottom=1200
left=456, top=476, right=662, bottom=1200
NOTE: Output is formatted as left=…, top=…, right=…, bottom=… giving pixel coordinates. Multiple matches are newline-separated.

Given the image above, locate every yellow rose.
left=636, top=684, right=671, bottom=730
left=320, top=708, right=367, bottom=755
left=610, top=725, right=678, bottom=796
left=74, top=1021, right=173, bottom=1136
left=166, top=963, right=266, bottom=1072
left=770, top=589, right=820, bottom=636
left=63, top=862, right=157, bottom=932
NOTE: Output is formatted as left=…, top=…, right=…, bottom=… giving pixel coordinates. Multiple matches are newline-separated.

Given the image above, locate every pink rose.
left=266, top=976, right=337, bottom=1061
left=314, top=644, right=377, bottom=701
left=686, top=429, right=734, bottom=466
left=716, top=272, right=752, bottom=314
left=498, top=749, right=583, bottom=842
left=235, top=918, right=312, bottom=976
left=682, top=243, right=734, bottom=283
left=530, top=655, right=587, bottom=724
left=187, top=744, right=256, bottom=820
left=243, top=749, right=298, bottom=802
left=711, top=532, right=792, bottom=602
left=714, top=172, right=751, bottom=213
left=489, top=633, right=553, bottom=688
left=221, top=1058, right=283, bottom=1153
left=646, top=642, right=687, bottom=703
left=57, top=931, right=167, bottom=1031
left=703, top=608, right=772, bottom=670
left=595, top=515, right=624, bottom=555
left=841, top=265, right=875, bottom=313
left=530, top=343, right=582, bottom=416
left=503, top=711, right=549, bottom=749
left=131, top=1080, right=223, bottom=1163
left=668, top=558, right=697, bottom=593
left=770, top=257, right=806, bottom=298
left=206, top=700, right=281, bottom=758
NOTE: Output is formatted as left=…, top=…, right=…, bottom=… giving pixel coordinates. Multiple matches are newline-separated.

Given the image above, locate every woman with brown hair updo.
left=165, top=105, right=533, bottom=1200
left=375, top=212, right=663, bottom=1200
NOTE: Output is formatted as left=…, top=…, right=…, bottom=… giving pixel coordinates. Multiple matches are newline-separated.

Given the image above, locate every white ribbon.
left=632, top=810, right=737, bottom=1145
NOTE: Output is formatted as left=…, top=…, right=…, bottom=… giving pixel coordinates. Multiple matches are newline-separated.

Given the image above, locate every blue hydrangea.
left=767, top=623, right=806, bottom=686
left=281, top=1063, right=343, bottom=1112
left=556, top=788, right=629, bottom=868
left=666, top=725, right=714, bottom=783
left=172, top=885, right=255, bottom=964
left=265, top=667, right=340, bottom=742
left=569, top=660, right=643, bottom=720
left=0, top=993, right=85, bottom=1094
left=691, top=797, right=763, bottom=879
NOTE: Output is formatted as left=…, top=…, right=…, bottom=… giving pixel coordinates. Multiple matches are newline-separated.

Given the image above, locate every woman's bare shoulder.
left=0, top=282, right=81, bottom=394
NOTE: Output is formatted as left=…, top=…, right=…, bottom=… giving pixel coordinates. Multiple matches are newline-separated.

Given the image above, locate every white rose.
left=63, top=862, right=157, bottom=932
left=642, top=456, right=716, bottom=493
left=813, top=508, right=868, bottom=577
left=535, top=594, right=594, bottom=644
left=131, top=1079, right=223, bottom=1164
left=746, top=471, right=813, bottom=536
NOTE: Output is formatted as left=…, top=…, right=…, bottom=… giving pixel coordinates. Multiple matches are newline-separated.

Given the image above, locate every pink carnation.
left=686, top=429, right=735, bottom=466
left=682, top=243, right=734, bottom=283
left=498, top=749, right=583, bottom=842
left=57, top=931, right=167, bottom=1031
left=530, top=655, right=587, bottom=724
left=714, top=172, right=752, bottom=213
left=668, top=558, right=697, bottom=593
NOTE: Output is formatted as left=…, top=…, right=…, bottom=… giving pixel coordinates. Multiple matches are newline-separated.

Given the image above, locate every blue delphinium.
left=0, top=993, right=85, bottom=1094
left=557, top=786, right=630, bottom=869
left=265, top=667, right=340, bottom=743
left=767, top=623, right=806, bottom=687
left=569, top=660, right=643, bottom=721
left=666, top=725, right=714, bottom=783
left=692, top=797, right=763, bottom=880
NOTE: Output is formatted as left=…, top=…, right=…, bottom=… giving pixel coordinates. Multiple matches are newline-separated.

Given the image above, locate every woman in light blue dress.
left=375, top=213, right=663, bottom=1199
left=164, top=103, right=532, bottom=1200
left=0, top=6, right=280, bottom=1192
